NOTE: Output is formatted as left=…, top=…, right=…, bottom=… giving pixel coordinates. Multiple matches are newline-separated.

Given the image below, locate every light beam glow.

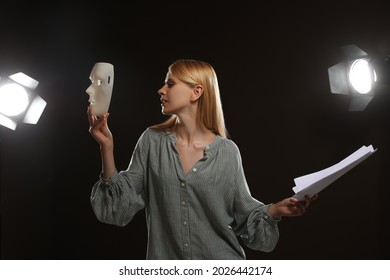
left=349, top=59, right=375, bottom=94
left=0, top=83, right=29, bottom=116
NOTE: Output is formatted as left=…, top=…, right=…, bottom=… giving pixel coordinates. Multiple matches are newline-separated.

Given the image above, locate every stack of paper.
left=292, top=145, right=377, bottom=200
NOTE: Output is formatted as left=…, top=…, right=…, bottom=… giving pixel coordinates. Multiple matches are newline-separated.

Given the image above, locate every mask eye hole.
left=89, top=75, right=103, bottom=86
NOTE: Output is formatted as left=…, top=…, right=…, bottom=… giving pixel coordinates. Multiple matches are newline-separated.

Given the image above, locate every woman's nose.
left=158, top=86, right=165, bottom=96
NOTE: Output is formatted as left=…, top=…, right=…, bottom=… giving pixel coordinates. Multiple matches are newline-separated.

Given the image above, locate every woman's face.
left=158, top=73, right=194, bottom=116
left=86, top=62, right=114, bottom=116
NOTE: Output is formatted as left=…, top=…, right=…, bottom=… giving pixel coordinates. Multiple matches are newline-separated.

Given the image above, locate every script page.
left=292, top=145, right=377, bottom=200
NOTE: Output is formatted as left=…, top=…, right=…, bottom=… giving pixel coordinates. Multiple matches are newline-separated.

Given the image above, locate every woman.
left=88, top=59, right=316, bottom=260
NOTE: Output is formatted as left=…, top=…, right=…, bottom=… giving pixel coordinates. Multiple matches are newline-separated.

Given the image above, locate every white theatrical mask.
left=86, top=62, right=114, bottom=116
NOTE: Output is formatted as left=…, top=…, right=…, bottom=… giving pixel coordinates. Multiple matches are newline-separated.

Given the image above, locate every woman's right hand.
left=87, top=106, right=113, bottom=150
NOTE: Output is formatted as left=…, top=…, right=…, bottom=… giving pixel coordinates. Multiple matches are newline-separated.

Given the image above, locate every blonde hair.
left=150, top=59, right=228, bottom=138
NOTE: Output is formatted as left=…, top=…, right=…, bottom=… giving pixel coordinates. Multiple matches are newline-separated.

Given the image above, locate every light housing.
left=0, top=72, right=46, bottom=130
left=327, top=44, right=386, bottom=111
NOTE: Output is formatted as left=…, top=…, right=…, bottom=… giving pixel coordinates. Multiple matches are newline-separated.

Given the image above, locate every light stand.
left=0, top=72, right=46, bottom=259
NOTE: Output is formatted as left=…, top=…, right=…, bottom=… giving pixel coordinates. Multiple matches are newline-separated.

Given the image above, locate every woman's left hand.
left=268, top=194, right=318, bottom=219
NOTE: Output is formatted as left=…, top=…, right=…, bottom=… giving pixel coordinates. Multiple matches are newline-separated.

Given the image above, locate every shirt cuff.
left=264, top=204, right=281, bottom=224
left=99, top=170, right=119, bottom=185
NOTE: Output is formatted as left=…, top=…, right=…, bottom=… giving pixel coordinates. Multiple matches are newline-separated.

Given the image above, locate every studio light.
left=0, top=72, right=46, bottom=130
left=328, top=44, right=390, bottom=111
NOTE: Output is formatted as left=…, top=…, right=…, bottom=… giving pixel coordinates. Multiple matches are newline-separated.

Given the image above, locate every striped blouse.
left=90, top=128, right=280, bottom=259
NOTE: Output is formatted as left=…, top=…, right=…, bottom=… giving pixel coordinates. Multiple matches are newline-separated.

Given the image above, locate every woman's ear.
left=191, top=85, right=204, bottom=101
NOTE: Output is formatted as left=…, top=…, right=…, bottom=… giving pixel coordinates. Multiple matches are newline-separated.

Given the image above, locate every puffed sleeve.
left=230, top=143, right=281, bottom=252
left=90, top=130, right=149, bottom=227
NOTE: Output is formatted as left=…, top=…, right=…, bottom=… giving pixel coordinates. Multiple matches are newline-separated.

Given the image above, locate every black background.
left=0, top=0, right=389, bottom=260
